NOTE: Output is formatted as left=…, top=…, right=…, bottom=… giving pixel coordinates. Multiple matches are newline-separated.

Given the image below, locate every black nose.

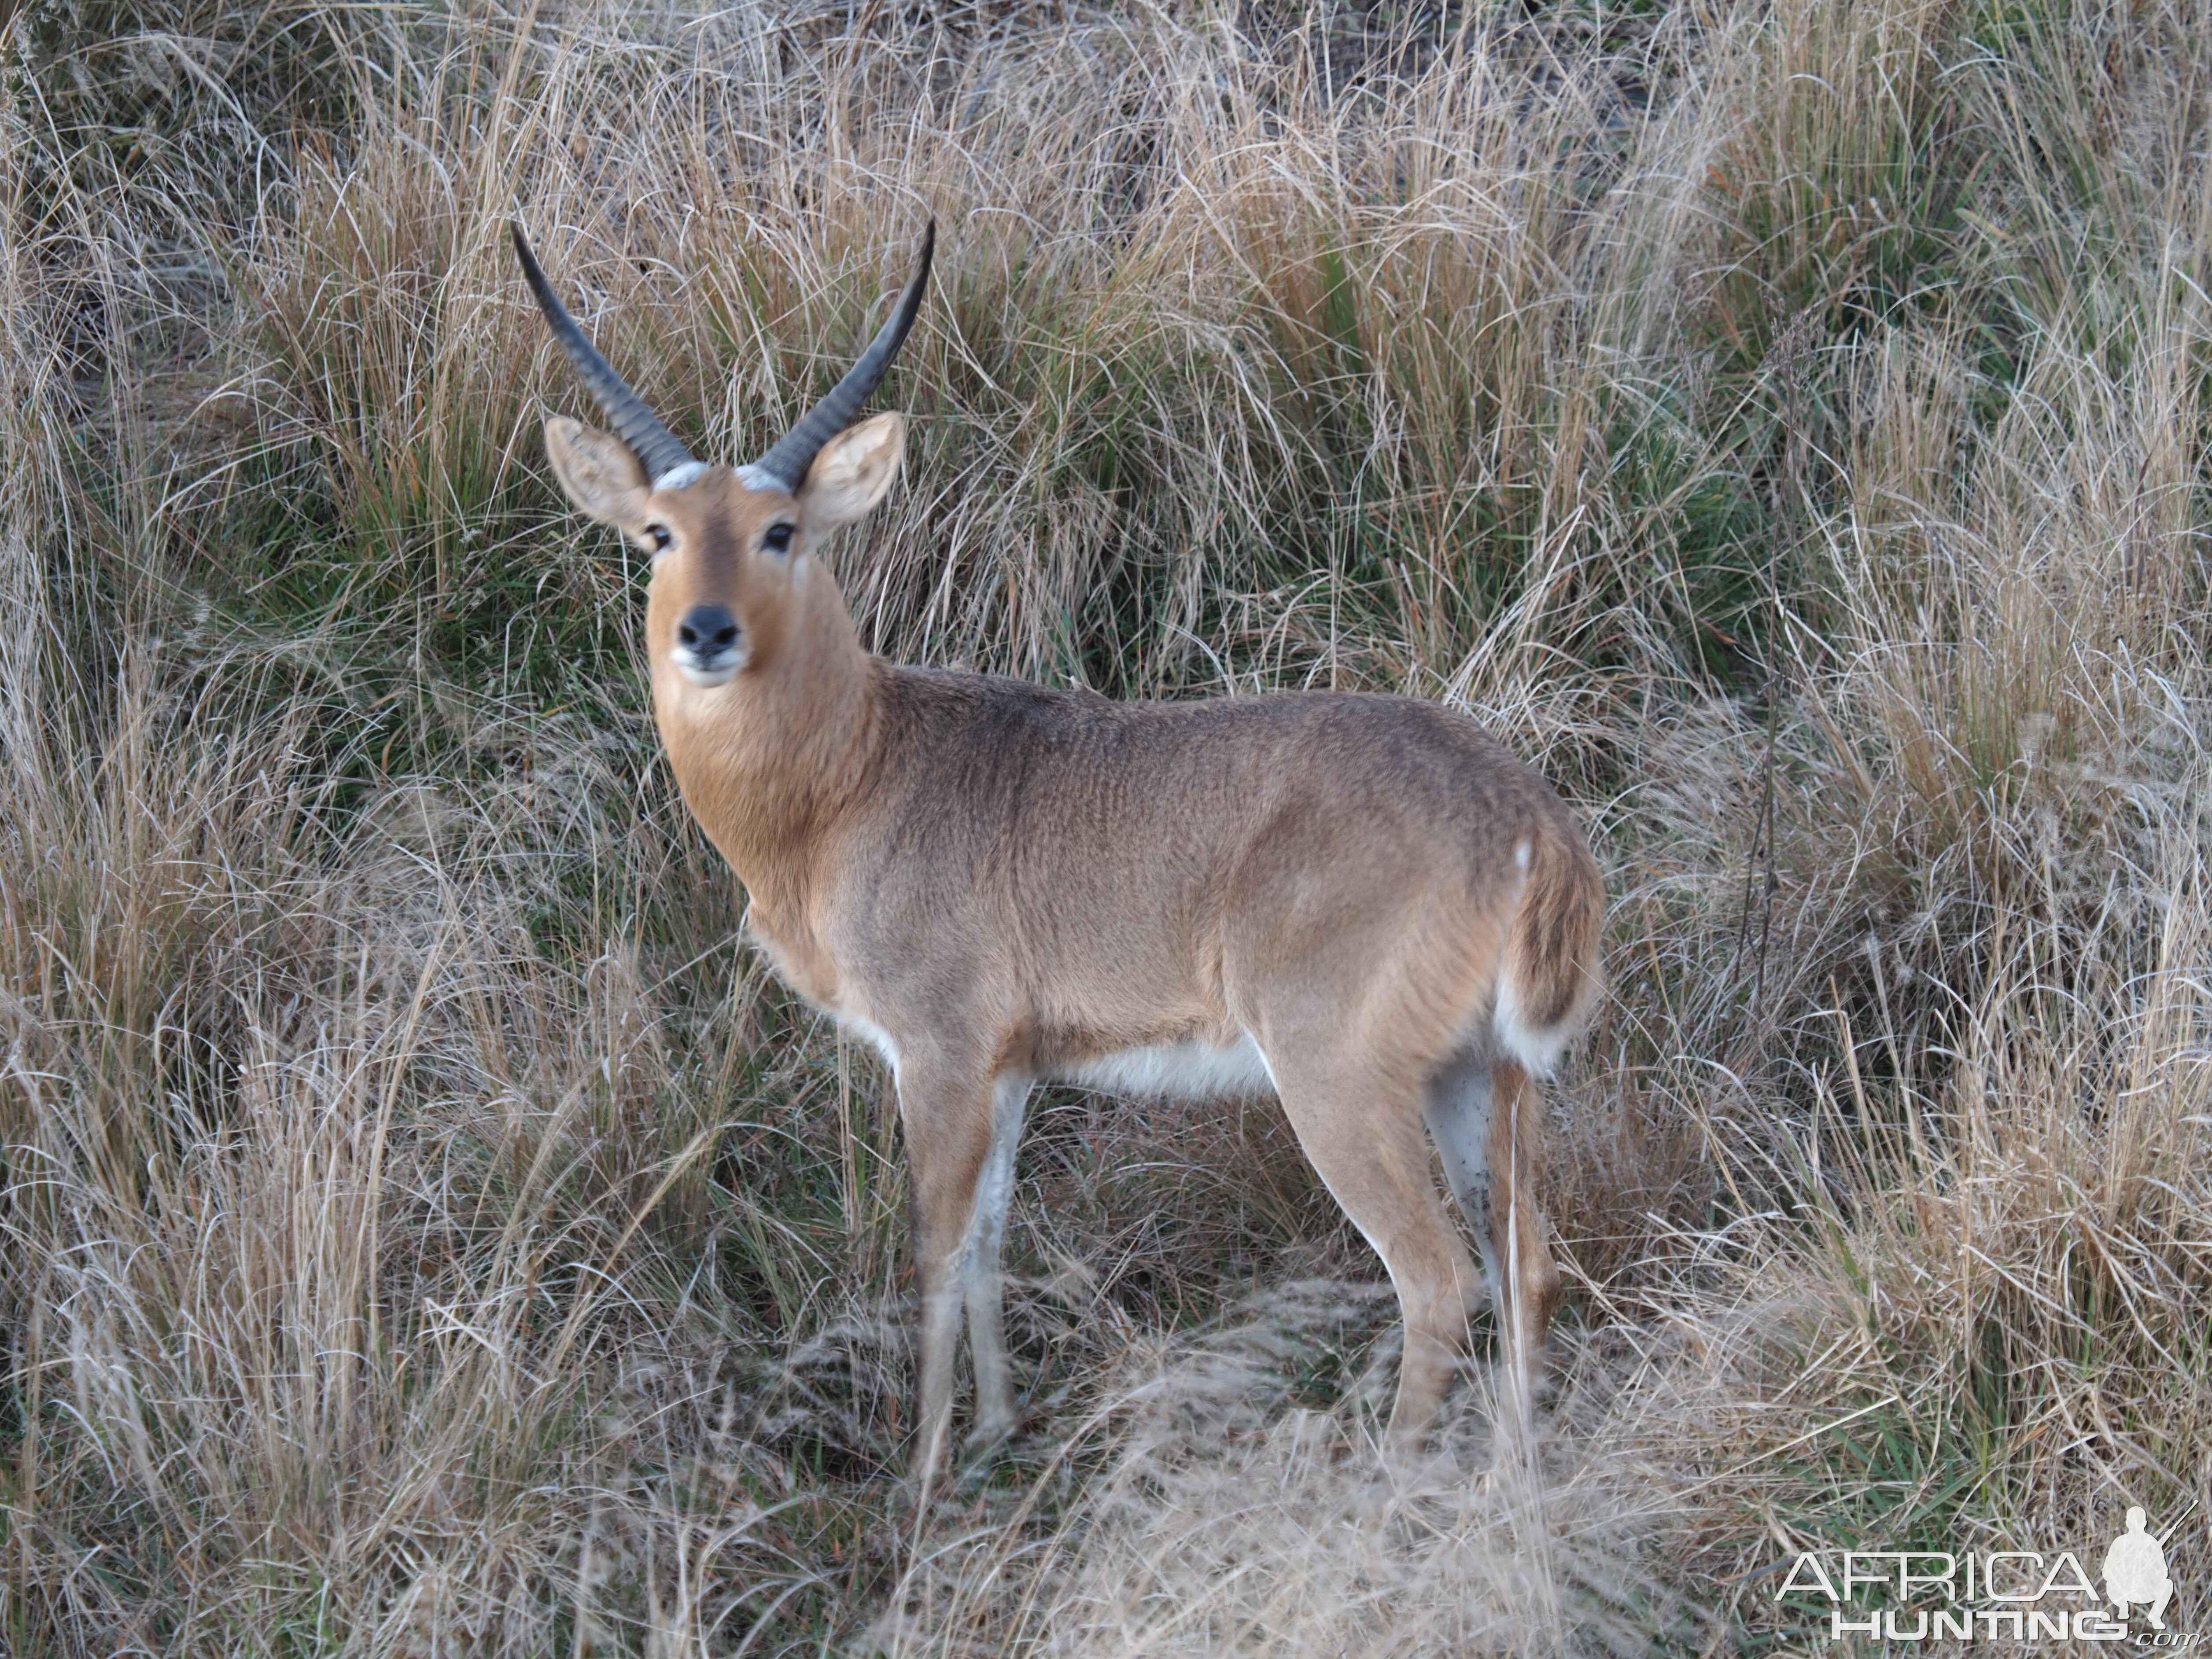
left=676, top=605, right=739, bottom=657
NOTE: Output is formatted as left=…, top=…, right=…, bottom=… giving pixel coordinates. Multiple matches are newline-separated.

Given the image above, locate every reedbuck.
left=516, top=220, right=1604, bottom=1476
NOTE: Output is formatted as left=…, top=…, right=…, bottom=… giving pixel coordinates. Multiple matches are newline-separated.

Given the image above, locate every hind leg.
left=1257, top=1035, right=1483, bottom=1453
left=1425, top=1050, right=1560, bottom=1417
left=1423, top=1049, right=1500, bottom=1313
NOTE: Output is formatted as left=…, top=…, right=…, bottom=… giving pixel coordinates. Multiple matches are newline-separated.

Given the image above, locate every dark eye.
left=647, top=524, right=672, bottom=552
left=763, top=523, right=794, bottom=554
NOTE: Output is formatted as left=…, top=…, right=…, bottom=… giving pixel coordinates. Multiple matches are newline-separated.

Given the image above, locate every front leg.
left=895, top=1048, right=1005, bottom=1483
left=962, top=1074, right=1029, bottom=1450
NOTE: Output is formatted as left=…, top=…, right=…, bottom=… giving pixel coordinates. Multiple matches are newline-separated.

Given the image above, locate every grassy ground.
left=3, top=0, right=2208, bottom=1652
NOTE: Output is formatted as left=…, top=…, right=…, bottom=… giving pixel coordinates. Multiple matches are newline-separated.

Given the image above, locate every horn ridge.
left=511, top=222, right=700, bottom=488
left=747, top=218, right=935, bottom=494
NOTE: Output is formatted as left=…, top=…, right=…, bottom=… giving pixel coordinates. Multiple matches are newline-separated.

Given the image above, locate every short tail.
left=1492, top=829, right=1604, bottom=1077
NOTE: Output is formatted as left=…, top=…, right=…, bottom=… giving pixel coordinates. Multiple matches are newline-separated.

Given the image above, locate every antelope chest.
left=740, top=901, right=846, bottom=1017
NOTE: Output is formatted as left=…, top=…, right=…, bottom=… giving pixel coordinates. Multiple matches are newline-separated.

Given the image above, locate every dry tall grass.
left=4, top=1, right=2209, bottom=1652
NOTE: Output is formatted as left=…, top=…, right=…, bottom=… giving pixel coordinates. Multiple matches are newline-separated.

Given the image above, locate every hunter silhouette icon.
left=2103, top=1507, right=2174, bottom=1629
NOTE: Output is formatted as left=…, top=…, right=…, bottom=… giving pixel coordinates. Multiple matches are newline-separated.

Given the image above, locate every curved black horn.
left=745, top=219, right=934, bottom=494
left=512, top=223, right=700, bottom=489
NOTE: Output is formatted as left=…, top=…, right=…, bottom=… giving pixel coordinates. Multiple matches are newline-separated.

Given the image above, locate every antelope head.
left=514, top=221, right=933, bottom=692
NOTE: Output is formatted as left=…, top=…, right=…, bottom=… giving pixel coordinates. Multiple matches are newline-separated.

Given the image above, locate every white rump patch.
left=1516, top=839, right=1531, bottom=872
left=1055, top=1033, right=1276, bottom=1101
left=1492, top=968, right=1572, bottom=1078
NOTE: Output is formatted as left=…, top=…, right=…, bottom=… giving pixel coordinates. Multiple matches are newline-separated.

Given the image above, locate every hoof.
left=962, top=1411, right=1021, bottom=1461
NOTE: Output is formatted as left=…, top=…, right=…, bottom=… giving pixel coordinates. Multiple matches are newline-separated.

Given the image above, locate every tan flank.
left=517, top=221, right=1604, bottom=1480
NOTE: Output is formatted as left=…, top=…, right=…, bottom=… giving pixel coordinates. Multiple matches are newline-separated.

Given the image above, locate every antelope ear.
left=796, top=412, right=905, bottom=532
left=545, top=416, right=651, bottom=529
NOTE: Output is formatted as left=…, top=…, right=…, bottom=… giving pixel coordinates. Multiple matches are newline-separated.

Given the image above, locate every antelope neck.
left=654, top=567, right=885, bottom=889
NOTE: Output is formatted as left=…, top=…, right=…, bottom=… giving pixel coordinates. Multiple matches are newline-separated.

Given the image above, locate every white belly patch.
left=1053, top=1033, right=1277, bottom=1101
